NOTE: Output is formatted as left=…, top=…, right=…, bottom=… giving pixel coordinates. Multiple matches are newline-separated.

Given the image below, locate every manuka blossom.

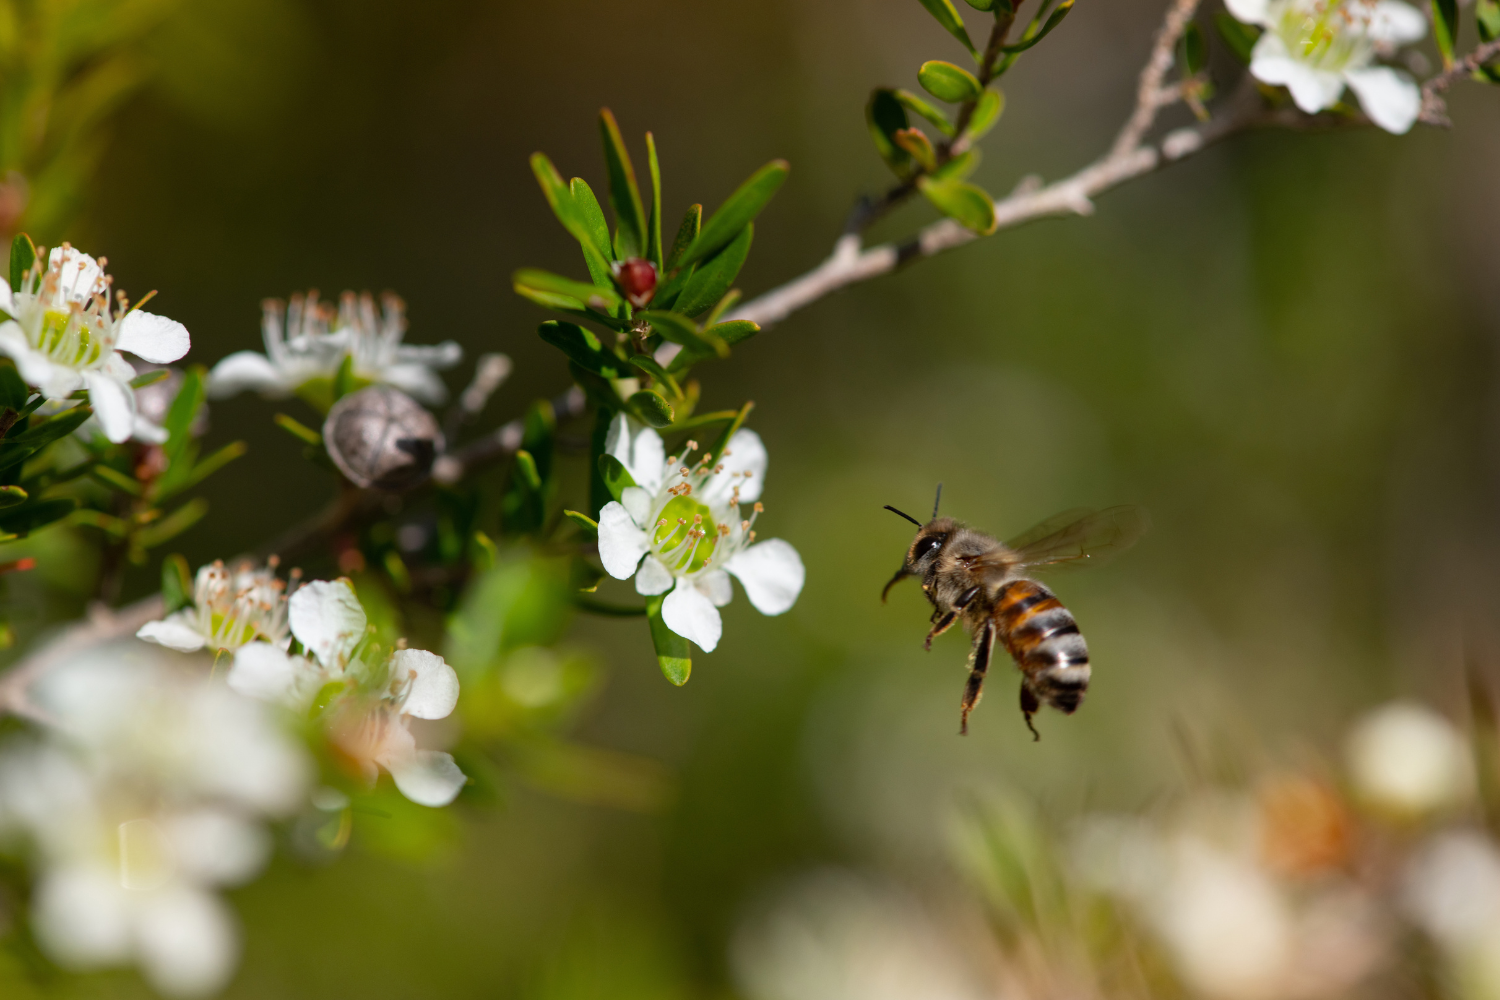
left=595, top=415, right=805, bottom=653
left=0, top=245, right=191, bottom=443
left=137, top=559, right=295, bottom=655
left=226, top=578, right=466, bottom=806
left=0, top=641, right=308, bottom=997
left=1225, top=0, right=1427, bottom=134
left=206, top=290, right=462, bottom=406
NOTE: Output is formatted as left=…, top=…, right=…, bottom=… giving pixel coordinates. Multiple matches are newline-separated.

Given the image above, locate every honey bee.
left=882, top=487, right=1147, bottom=739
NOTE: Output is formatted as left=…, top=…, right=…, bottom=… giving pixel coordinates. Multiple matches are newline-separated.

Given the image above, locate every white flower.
left=1345, top=701, right=1472, bottom=814
left=1225, top=0, right=1427, bottom=133
left=0, top=245, right=191, bottom=443
left=137, top=559, right=293, bottom=654
left=206, top=290, right=462, bottom=406
left=595, top=414, right=805, bottom=652
left=0, top=640, right=309, bottom=997
left=226, top=578, right=467, bottom=807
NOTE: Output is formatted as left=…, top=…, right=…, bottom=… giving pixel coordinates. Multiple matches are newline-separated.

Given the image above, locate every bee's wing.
left=1002, top=505, right=1149, bottom=571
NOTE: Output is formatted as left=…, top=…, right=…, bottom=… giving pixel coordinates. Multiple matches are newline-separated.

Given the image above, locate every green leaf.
left=665, top=204, right=701, bottom=272
left=916, top=0, right=977, bottom=55
left=569, top=178, right=617, bottom=288
left=513, top=449, right=542, bottom=490
left=705, top=289, right=742, bottom=328
left=640, top=310, right=728, bottom=359
left=331, top=354, right=357, bottom=403
left=679, top=160, right=789, bottom=268
left=964, top=89, right=1005, bottom=143
left=933, top=149, right=981, bottom=181
left=627, top=353, right=681, bottom=397
left=538, top=321, right=631, bottom=379
left=894, top=89, right=957, bottom=137
left=530, top=153, right=612, bottom=265
left=627, top=390, right=674, bottom=428
left=91, top=465, right=143, bottom=496
left=135, top=498, right=209, bottom=549
left=1479, top=0, right=1499, bottom=42
left=1432, top=0, right=1458, bottom=65
left=1000, top=0, right=1076, bottom=53
left=894, top=128, right=938, bottom=171
left=8, top=233, right=35, bottom=295
left=962, top=0, right=1005, bottom=9
left=917, top=175, right=996, bottom=234
left=597, top=453, right=637, bottom=502
left=703, top=401, right=754, bottom=474
left=274, top=413, right=322, bottom=446
left=599, top=109, right=648, bottom=259
left=589, top=406, right=615, bottom=518
left=562, top=509, right=599, bottom=537
left=1179, top=21, right=1207, bottom=75
left=673, top=224, right=753, bottom=318
left=162, top=553, right=193, bottom=613
left=574, top=597, right=647, bottom=616
left=514, top=269, right=623, bottom=312
left=646, top=132, right=664, bottom=269
left=0, top=364, right=28, bottom=412
left=0, top=498, right=75, bottom=536
left=500, top=400, right=557, bottom=535
left=8, top=407, right=91, bottom=451
left=159, top=367, right=206, bottom=474
left=0, top=485, right=26, bottom=509
left=128, top=369, right=170, bottom=390
left=665, top=321, right=760, bottom=373
left=1214, top=12, right=1261, bottom=62
left=919, top=60, right=982, bottom=103
left=159, top=441, right=247, bottom=500
left=646, top=592, right=692, bottom=685
left=867, top=89, right=913, bottom=175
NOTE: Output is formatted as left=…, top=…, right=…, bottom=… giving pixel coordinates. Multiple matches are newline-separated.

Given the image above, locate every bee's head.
left=881, top=498, right=955, bottom=601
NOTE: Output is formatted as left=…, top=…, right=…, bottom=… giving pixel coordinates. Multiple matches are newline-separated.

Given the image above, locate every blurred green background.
left=13, top=0, right=1500, bottom=995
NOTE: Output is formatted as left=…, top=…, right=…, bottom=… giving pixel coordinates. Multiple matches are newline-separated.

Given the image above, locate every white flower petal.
left=380, top=362, right=450, bottom=404
left=1345, top=66, right=1421, bottom=134
left=726, top=538, right=805, bottom=616
left=662, top=580, right=723, bottom=653
left=1222, top=0, right=1269, bottom=25
left=136, top=613, right=207, bottom=653
left=135, top=885, right=240, bottom=998
left=32, top=866, right=132, bottom=968
left=696, top=568, right=734, bottom=607
left=605, top=413, right=666, bottom=493
left=226, top=643, right=303, bottom=706
left=699, top=428, right=767, bottom=506
left=598, top=501, right=650, bottom=579
left=621, top=485, right=653, bottom=526
left=83, top=369, right=136, bottom=443
left=206, top=351, right=289, bottom=399
left=634, top=554, right=675, bottom=595
left=1368, top=0, right=1427, bottom=45
left=133, top=414, right=171, bottom=444
left=0, top=277, right=14, bottom=316
left=0, top=324, right=82, bottom=398
left=48, top=248, right=104, bottom=302
left=164, top=809, right=270, bottom=886
left=393, top=341, right=463, bottom=369
left=117, top=311, right=190, bottom=364
left=392, top=648, right=459, bottom=720
left=1251, top=33, right=1345, bottom=112
left=386, top=749, right=467, bottom=807
left=288, top=579, right=367, bottom=667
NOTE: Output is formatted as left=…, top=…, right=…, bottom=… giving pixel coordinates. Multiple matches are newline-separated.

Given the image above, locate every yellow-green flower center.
left=652, top=496, right=719, bottom=575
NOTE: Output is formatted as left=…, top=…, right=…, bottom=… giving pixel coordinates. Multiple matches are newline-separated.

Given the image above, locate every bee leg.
left=924, top=611, right=957, bottom=651
left=958, top=621, right=995, bottom=736
left=1020, top=684, right=1041, bottom=742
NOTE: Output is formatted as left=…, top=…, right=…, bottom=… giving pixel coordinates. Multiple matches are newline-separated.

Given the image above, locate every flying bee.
left=882, top=486, right=1147, bottom=739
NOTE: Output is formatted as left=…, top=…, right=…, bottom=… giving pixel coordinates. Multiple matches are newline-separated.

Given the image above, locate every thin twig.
left=432, top=385, right=587, bottom=484
left=1111, top=0, right=1203, bottom=158
left=1420, top=38, right=1500, bottom=125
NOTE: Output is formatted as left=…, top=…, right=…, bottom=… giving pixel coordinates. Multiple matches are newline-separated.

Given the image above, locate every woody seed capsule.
left=322, top=385, right=445, bottom=491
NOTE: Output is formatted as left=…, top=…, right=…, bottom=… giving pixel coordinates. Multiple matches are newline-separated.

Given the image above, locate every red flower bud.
left=616, top=258, right=657, bottom=308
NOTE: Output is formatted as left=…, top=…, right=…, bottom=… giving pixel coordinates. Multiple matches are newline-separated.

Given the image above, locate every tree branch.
left=1419, top=38, right=1500, bottom=126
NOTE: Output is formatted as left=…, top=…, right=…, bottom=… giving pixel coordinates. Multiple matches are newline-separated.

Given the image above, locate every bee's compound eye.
left=912, top=533, right=945, bottom=562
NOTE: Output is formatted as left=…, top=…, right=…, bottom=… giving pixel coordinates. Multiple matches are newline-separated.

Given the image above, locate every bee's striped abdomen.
left=993, top=578, right=1091, bottom=714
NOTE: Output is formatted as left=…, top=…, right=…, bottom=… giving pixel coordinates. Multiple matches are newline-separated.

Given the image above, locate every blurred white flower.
left=1402, top=829, right=1500, bottom=949
left=206, top=290, right=461, bottom=405
left=226, top=578, right=466, bottom=806
left=1223, top=0, right=1426, bottom=133
left=1345, top=701, right=1472, bottom=814
left=731, top=868, right=989, bottom=1000
left=596, top=414, right=804, bottom=652
left=0, top=641, right=309, bottom=997
left=0, top=244, right=191, bottom=442
left=138, top=559, right=294, bottom=654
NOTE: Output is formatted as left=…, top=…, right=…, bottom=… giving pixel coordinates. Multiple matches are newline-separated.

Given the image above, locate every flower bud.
left=615, top=257, right=657, bottom=308
left=322, top=385, right=445, bottom=491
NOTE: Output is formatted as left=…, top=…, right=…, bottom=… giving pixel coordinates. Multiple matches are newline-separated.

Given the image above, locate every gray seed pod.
left=322, top=385, right=445, bottom=491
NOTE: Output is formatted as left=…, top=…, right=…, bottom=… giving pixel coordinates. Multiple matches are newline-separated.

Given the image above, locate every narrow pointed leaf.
left=627, top=390, right=674, bottom=428
left=569, top=178, right=617, bottom=288
left=600, top=109, right=647, bottom=259
left=0, top=498, right=75, bottom=536
left=597, top=453, right=637, bottom=503
left=917, top=176, right=996, bottom=234
left=665, top=204, right=701, bottom=272
left=0, top=364, right=28, bottom=411
left=640, top=310, right=728, bottom=359
left=894, top=90, right=956, bottom=136
left=563, top=509, right=599, bottom=537
left=893, top=128, right=937, bottom=171
left=1213, top=12, right=1260, bottom=62
left=8, top=233, right=35, bottom=295
left=673, top=224, right=753, bottom=318
left=514, top=269, right=623, bottom=311
left=538, top=321, right=631, bottom=379
left=679, top=161, right=788, bottom=268
left=918, top=60, right=982, bottom=102
left=162, top=553, right=193, bottom=613
left=867, top=89, right=912, bottom=175
left=1431, top=0, right=1458, bottom=64
left=646, top=132, right=664, bottom=268
left=1000, top=0, right=1076, bottom=53
left=646, top=592, right=692, bottom=685
left=628, top=354, right=681, bottom=397
left=964, top=89, right=1005, bottom=143
left=932, top=149, right=980, bottom=181
left=665, top=321, right=759, bottom=373
left=916, top=0, right=977, bottom=54
left=531, top=153, right=612, bottom=264
left=0, top=485, right=26, bottom=509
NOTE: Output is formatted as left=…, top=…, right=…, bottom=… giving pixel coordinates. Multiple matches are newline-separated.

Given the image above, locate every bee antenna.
left=932, top=482, right=943, bottom=520
left=883, top=505, right=922, bottom=527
